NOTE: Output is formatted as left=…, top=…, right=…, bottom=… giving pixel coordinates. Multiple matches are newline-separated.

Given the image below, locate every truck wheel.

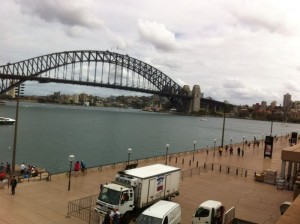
left=121, top=212, right=132, bottom=224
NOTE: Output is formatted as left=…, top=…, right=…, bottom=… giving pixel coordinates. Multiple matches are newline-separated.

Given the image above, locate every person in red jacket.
left=74, top=161, right=80, bottom=176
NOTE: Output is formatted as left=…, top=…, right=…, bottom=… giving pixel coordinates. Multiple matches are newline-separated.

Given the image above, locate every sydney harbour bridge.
left=0, top=50, right=224, bottom=113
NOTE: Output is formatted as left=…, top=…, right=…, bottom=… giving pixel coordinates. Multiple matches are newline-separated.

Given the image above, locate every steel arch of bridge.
left=0, top=50, right=190, bottom=101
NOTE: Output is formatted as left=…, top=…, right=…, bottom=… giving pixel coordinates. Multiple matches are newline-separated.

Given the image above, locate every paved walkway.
left=0, top=137, right=294, bottom=224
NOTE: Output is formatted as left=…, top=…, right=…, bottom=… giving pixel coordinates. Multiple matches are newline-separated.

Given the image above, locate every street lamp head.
left=68, top=154, right=75, bottom=162
left=128, top=148, right=132, bottom=154
left=166, top=144, right=169, bottom=148
left=193, top=141, right=197, bottom=144
left=214, top=139, right=216, bottom=143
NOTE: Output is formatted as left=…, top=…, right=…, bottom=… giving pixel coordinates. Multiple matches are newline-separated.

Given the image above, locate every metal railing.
left=67, top=194, right=104, bottom=224
left=181, top=162, right=258, bottom=180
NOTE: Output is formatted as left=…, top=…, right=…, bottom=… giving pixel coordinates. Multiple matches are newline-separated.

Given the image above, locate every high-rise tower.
left=283, top=93, right=292, bottom=108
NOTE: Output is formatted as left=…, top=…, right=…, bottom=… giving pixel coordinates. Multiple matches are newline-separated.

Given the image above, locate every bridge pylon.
left=191, top=85, right=201, bottom=113
left=182, top=85, right=201, bottom=113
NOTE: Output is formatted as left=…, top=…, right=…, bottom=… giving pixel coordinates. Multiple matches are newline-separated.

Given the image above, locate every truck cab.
left=95, top=183, right=135, bottom=216
left=192, top=200, right=225, bottom=224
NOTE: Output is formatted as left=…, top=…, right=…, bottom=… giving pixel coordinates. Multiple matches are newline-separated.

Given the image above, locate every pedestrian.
left=10, top=176, right=17, bottom=195
left=5, top=162, right=10, bottom=174
left=31, top=166, right=38, bottom=177
left=206, top=146, right=209, bottom=155
left=237, top=147, right=241, bottom=156
left=74, top=161, right=80, bottom=176
left=102, top=210, right=111, bottom=224
left=112, top=208, right=120, bottom=224
left=218, top=147, right=223, bottom=156
left=80, top=160, right=87, bottom=176
left=20, top=162, right=26, bottom=175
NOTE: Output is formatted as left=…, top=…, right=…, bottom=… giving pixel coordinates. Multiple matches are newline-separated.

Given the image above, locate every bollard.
left=227, top=167, right=230, bottom=174
left=245, top=170, right=248, bottom=177
left=176, top=157, right=177, bottom=163
left=182, top=158, right=184, bottom=165
left=254, top=171, right=256, bottom=177
left=169, top=156, right=171, bottom=162
left=236, top=168, right=238, bottom=176
left=196, top=161, right=199, bottom=167
left=204, top=162, right=206, bottom=170
left=189, top=160, right=191, bottom=166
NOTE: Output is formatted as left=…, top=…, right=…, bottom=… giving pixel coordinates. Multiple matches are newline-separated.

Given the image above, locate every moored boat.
left=0, top=117, right=16, bottom=125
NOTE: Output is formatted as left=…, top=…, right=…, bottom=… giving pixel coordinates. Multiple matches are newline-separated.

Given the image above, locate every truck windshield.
left=195, top=207, right=210, bottom=217
left=135, top=214, right=162, bottom=224
left=98, top=187, right=121, bottom=205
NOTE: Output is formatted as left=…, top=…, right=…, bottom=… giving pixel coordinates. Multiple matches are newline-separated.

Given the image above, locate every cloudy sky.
left=1, top=0, right=300, bottom=105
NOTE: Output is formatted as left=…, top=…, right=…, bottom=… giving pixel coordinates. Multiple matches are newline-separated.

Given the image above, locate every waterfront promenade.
left=0, top=137, right=295, bottom=224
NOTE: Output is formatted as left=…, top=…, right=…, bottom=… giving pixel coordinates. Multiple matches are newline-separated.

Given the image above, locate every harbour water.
left=0, top=101, right=299, bottom=173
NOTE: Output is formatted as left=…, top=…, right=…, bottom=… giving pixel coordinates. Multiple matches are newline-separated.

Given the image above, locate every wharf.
left=0, top=137, right=295, bottom=224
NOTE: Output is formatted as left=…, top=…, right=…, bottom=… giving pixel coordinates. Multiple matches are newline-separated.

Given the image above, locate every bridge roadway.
left=0, top=137, right=295, bottom=224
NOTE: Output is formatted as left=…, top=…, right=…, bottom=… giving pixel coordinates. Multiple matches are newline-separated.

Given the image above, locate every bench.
left=17, top=171, right=50, bottom=183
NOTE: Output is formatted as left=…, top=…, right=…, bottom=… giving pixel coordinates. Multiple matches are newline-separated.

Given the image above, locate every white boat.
left=0, top=117, right=16, bottom=125
left=200, top=118, right=207, bottom=121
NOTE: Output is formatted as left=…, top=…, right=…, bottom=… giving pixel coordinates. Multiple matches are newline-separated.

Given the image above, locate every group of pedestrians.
left=19, top=163, right=39, bottom=177
left=0, top=162, right=11, bottom=175
left=74, top=160, right=87, bottom=176
left=102, top=208, right=121, bottom=224
left=210, top=145, right=246, bottom=157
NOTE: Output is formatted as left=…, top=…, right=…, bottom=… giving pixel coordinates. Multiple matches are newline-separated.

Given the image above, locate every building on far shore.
left=283, top=93, right=292, bottom=109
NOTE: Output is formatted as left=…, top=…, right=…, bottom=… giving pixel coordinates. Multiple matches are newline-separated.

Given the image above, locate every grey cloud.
left=223, top=78, right=245, bottom=89
left=229, top=2, right=289, bottom=34
left=284, top=80, right=300, bottom=92
left=15, top=0, right=103, bottom=29
left=137, top=20, right=179, bottom=51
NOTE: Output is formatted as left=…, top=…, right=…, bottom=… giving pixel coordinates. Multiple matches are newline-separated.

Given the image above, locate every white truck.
left=192, top=200, right=254, bottom=224
left=95, top=164, right=181, bottom=224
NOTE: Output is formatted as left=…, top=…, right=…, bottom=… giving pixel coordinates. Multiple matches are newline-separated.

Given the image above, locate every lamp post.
left=270, top=111, right=274, bottom=136
left=68, top=154, right=75, bottom=191
left=213, top=139, right=216, bottom=157
left=165, top=144, right=169, bottom=165
left=193, top=141, right=197, bottom=162
left=11, top=84, right=24, bottom=176
left=230, top=137, right=233, bottom=148
left=127, top=148, right=132, bottom=165
left=221, top=104, right=227, bottom=148
left=242, top=136, right=245, bottom=151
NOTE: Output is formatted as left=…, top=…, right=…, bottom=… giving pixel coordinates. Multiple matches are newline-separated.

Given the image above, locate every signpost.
left=264, top=136, right=274, bottom=158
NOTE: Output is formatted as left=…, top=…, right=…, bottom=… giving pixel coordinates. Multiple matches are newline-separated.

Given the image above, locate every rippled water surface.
left=1, top=101, right=299, bottom=173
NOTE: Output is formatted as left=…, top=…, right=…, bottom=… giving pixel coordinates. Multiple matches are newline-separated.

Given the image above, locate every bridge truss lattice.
left=0, top=51, right=190, bottom=103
